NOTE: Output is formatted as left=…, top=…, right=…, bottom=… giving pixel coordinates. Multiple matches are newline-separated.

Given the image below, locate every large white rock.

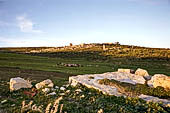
left=139, top=94, right=170, bottom=107
left=10, top=77, right=32, bottom=91
left=149, top=74, right=170, bottom=90
left=69, top=72, right=146, bottom=96
left=35, top=79, right=54, bottom=89
left=135, top=68, right=149, bottom=77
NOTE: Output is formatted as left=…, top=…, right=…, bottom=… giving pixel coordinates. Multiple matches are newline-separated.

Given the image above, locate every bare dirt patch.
left=0, top=67, right=72, bottom=82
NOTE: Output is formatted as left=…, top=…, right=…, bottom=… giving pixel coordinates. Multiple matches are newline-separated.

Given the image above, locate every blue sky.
left=0, top=0, right=170, bottom=48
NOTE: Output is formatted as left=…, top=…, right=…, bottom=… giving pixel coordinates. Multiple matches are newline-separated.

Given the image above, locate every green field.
left=0, top=44, right=170, bottom=112
left=0, top=51, right=170, bottom=80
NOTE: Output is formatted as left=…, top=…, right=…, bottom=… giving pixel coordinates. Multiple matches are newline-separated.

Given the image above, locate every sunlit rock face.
left=135, top=68, right=149, bottom=77
left=69, top=72, right=146, bottom=96
left=10, top=77, right=32, bottom=91
left=35, top=79, right=54, bottom=89
left=118, top=69, right=135, bottom=74
left=148, top=74, right=170, bottom=90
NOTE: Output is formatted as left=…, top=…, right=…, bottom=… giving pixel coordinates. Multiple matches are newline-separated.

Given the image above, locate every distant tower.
left=70, top=43, right=73, bottom=46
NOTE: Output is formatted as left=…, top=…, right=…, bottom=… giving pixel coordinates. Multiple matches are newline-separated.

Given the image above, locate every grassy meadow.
left=0, top=44, right=170, bottom=112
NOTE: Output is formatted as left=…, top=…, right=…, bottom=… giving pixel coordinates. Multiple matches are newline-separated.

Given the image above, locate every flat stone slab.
left=69, top=72, right=146, bottom=96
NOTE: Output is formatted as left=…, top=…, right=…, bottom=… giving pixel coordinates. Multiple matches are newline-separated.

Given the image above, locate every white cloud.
left=16, top=15, right=43, bottom=33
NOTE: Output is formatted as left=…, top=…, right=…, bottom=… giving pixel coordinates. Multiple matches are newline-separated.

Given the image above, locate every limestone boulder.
left=10, top=77, right=32, bottom=91
left=35, top=79, right=54, bottom=89
left=118, top=69, right=135, bottom=74
left=150, top=74, right=170, bottom=90
left=135, top=68, right=149, bottom=77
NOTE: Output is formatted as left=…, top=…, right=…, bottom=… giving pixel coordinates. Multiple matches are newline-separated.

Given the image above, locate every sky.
left=0, top=0, right=170, bottom=48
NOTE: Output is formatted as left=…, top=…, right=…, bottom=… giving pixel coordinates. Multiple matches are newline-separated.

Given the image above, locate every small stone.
left=59, top=93, right=65, bottom=96
left=55, top=86, right=59, bottom=89
left=51, top=88, right=56, bottom=91
left=42, top=88, right=50, bottom=93
left=166, top=104, right=170, bottom=107
left=60, top=87, right=66, bottom=91
left=1, top=100, right=7, bottom=104
left=66, top=90, right=70, bottom=93
left=65, top=84, right=70, bottom=88
left=97, top=109, right=103, bottom=113
left=75, top=89, right=82, bottom=92
left=80, top=95, right=85, bottom=98
left=35, top=79, right=54, bottom=89
left=47, top=92, right=56, bottom=96
left=11, top=104, right=15, bottom=107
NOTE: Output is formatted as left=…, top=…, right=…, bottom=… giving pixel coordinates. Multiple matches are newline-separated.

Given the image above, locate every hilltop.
left=1, top=43, right=170, bottom=60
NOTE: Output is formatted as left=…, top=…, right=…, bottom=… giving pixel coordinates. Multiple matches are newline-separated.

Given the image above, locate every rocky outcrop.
left=10, top=77, right=32, bottom=91
left=149, top=74, right=170, bottom=90
left=69, top=72, right=170, bottom=107
left=118, top=69, right=135, bottom=74
left=69, top=72, right=146, bottom=96
left=35, top=79, right=54, bottom=89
